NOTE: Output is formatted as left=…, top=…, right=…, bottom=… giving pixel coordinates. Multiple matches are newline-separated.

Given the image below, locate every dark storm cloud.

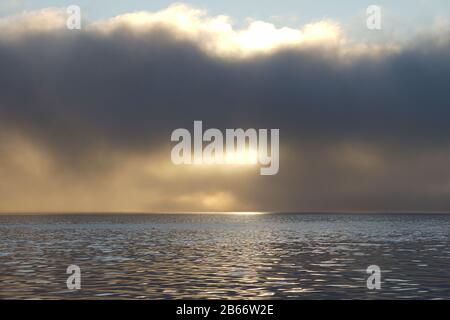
left=1, top=28, right=450, bottom=150
left=1, top=16, right=450, bottom=211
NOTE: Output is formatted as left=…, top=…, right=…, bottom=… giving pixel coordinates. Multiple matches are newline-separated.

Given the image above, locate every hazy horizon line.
left=1, top=211, right=450, bottom=216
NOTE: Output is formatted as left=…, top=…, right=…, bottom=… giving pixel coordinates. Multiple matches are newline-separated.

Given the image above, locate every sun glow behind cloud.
left=224, top=149, right=259, bottom=165
left=94, top=3, right=343, bottom=57
left=0, top=3, right=346, bottom=58
left=0, top=3, right=408, bottom=61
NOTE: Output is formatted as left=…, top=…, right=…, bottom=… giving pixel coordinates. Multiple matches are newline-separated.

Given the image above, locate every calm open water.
left=0, top=213, right=449, bottom=299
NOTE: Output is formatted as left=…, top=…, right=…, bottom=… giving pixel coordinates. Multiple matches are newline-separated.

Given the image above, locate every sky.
left=0, top=1, right=450, bottom=213
left=1, top=1, right=449, bottom=32
left=1, top=1, right=449, bottom=21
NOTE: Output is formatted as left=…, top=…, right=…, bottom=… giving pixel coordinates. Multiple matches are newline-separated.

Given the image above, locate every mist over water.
left=0, top=213, right=449, bottom=299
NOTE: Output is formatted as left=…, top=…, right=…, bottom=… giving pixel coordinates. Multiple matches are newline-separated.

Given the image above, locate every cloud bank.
left=1, top=4, right=450, bottom=212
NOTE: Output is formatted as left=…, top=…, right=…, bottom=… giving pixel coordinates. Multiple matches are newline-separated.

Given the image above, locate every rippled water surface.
left=0, top=213, right=449, bottom=299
